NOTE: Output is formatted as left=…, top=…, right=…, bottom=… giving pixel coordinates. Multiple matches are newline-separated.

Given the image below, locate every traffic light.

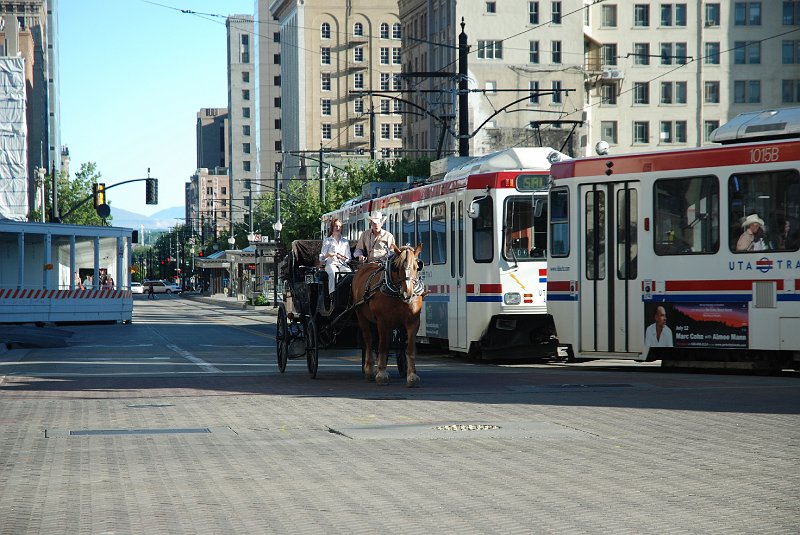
left=93, top=183, right=106, bottom=208
left=145, top=178, right=158, bottom=205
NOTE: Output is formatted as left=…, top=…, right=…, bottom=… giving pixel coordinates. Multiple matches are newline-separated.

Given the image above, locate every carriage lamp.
left=503, top=292, right=521, bottom=305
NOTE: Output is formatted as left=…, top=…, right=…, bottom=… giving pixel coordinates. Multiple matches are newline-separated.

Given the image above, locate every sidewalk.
left=181, top=291, right=278, bottom=315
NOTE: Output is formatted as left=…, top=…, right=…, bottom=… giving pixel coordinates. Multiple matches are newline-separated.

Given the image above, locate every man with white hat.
left=736, top=213, right=766, bottom=251
left=354, top=211, right=396, bottom=262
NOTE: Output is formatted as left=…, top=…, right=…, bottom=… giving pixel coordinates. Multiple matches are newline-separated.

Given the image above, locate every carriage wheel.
left=305, top=317, right=319, bottom=379
left=276, top=304, right=289, bottom=373
left=394, top=329, right=408, bottom=377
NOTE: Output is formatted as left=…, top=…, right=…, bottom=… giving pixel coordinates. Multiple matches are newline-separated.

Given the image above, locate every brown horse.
left=351, top=243, right=425, bottom=387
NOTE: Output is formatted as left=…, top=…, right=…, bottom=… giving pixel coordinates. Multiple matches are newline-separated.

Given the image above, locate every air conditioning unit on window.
left=602, top=69, right=625, bottom=80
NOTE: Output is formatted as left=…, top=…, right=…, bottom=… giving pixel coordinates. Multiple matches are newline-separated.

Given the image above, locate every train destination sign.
left=516, top=174, right=548, bottom=191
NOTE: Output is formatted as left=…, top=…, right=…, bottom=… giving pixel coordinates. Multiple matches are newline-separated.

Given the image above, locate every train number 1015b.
left=749, top=146, right=780, bottom=163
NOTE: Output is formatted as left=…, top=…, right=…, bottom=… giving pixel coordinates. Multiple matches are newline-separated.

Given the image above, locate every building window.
left=602, top=4, right=617, bottom=26
left=242, top=89, right=250, bottom=101
left=381, top=124, right=390, bottom=140
left=321, top=47, right=331, bottom=65
left=601, top=84, right=617, bottom=105
left=380, top=47, right=389, bottom=65
left=392, top=48, right=401, bottom=64
left=782, top=80, right=800, bottom=103
left=243, top=161, right=251, bottom=171
left=274, top=54, right=280, bottom=65
left=321, top=73, right=331, bottom=91
left=274, top=98, right=280, bottom=108
left=783, top=41, right=800, bottom=63
left=660, top=121, right=673, bottom=143
left=529, top=41, right=541, bottom=63
left=735, top=41, right=761, bottom=64
left=735, top=2, right=761, bottom=25
left=704, top=81, right=720, bottom=103
left=734, top=80, right=761, bottom=103
left=785, top=1, right=800, bottom=24
left=601, top=121, right=618, bottom=144
left=393, top=23, right=401, bottom=39
left=602, top=44, right=617, bottom=66
left=275, top=141, right=282, bottom=151
left=660, top=122, right=687, bottom=144
left=477, top=40, right=503, bottom=59
left=661, top=81, right=687, bottom=104
left=634, top=4, right=650, bottom=26
left=705, top=42, right=720, bottom=64
left=242, top=107, right=251, bottom=118
left=322, top=124, right=332, bottom=140
left=321, top=22, right=331, bottom=39
left=703, top=120, right=719, bottom=141
left=706, top=3, right=721, bottom=25
left=275, top=119, right=281, bottom=129
left=242, top=71, right=250, bottom=83
left=633, top=121, right=649, bottom=143
left=354, top=22, right=363, bottom=37
left=354, top=47, right=364, bottom=62
left=394, top=124, right=402, bottom=139
left=552, top=41, right=562, bottom=63
left=675, top=81, right=687, bottom=103
left=243, top=143, right=251, bottom=154
left=243, top=125, right=251, bottom=136
left=380, top=22, right=389, bottom=39
left=552, top=1, right=562, bottom=24
left=274, top=75, right=281, bottom=86
left=354, top=73, right=364, bottom=90
left=660, top=82, right=673, bottom=104
left=661, top=4, right=687, bottom=26
left=661, top=43, right=688, bottom=65
left=274, top=32, right=281, bottom=44
left=529, top=81, right=540, bottom=104
left=380, top=72, right=390, bottom=91
left=675, top=121, right=687, bottom=143
left=393, top=100, right=402, bottom=114
left=552, top=81, right=562, bottom=103
left=486, top=1, right=497, bottom=14
left=529, top=2, right=539, bottom=24
left=393, top=75, right=402, bottom=91
left=633, top=82, right=649, bottom=104
left=633, top=43, right=650, bottom=65
left=355, top=124, right=365, bottom=137
left=381, top=99, right=390, bottom=115
left=321, top=99, right=331, bottom=116
left=354, top=98, right=364, bottom=114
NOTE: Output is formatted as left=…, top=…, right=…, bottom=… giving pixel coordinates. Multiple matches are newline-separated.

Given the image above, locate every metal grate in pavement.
left=45, top=426, right=236, bottom=438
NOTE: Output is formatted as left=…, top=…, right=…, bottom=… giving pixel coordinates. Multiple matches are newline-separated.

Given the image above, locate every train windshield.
left=503, top=194, right=547, bottom=261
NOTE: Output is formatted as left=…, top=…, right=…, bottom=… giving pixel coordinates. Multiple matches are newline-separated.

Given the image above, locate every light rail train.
left=547, top=107, right=800, bottom=370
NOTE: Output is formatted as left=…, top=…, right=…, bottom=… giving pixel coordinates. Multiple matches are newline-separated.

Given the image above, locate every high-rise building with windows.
left=256, top=5, right=283, bottom=191
left=268, top=0, right=403, bottom=179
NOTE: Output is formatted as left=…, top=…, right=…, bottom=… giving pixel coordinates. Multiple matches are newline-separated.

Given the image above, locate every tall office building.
left=188, top=108, right=230, bottom=238
left=226, top=15, right=256, bottom=227
left=256, top=5, right=283, bottom=190
left=268, top=0, right=404, bottom=179
left=0, top=0, right=61, bottom=217
left=398, top=0, right=587, bottom=157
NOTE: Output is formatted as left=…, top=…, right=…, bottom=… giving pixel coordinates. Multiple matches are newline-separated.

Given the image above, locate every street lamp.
left=227, top=236, right=236, bottom=298
left=272, top=220, right=283, bottom=307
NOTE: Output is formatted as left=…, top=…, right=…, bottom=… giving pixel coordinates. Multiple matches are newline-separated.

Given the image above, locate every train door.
left=578, top=182, right=641, bottom=354
left=448, top=197, right=468, bottom=350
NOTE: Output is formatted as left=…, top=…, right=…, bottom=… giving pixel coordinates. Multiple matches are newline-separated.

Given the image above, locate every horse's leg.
left=404, top=319, right=421, bottom=387
left=357, top=310, right=375, bottom=381
left=374, top=319, right=390, bottom=385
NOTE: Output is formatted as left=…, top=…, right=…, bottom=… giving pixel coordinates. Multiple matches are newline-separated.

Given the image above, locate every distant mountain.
left=109, top=205, right=185, bottom=230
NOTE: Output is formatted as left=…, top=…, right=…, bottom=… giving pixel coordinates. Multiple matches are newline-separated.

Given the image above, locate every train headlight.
left=504, top=292, right=521, bottom=305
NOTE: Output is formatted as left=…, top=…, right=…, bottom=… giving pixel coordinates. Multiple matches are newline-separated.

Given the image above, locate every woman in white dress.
left=319, top=218, right=352, bottom=295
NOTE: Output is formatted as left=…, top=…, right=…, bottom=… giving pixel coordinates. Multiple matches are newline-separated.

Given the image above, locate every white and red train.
left=547, top=107, right=800, bottom=370
left=322, top=147, right=568, bottom=357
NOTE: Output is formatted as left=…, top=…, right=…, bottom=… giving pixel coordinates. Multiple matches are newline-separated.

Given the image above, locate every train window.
left=431, top=203, right=446, bottom=264
left=729, top=170, right=800, bottom=253
left=402, top=209, right=414, bottom=247
left=654, top=175, right=719, bottom=255
left=503, top=196, right=546, bottom=262
left=472, top=196, right=494, bottom=263
left=416, top=206, right=431, bottom=265
left=616, top=189, right=638, bottom=279
left=550, top=188, right=569, bottom=257
left=585, top=190, right=606, bottom=279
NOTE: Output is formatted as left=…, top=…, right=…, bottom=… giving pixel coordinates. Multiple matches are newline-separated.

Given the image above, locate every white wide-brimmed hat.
left=367, top=211, right=386, bottom=224
left=741, top=214, right=764, bottom=228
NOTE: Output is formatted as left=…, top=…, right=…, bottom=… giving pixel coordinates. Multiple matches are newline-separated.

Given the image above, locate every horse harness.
left=353, top=253, right=425, bottom=307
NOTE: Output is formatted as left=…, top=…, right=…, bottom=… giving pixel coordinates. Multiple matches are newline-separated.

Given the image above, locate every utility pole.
left=369, top=102, right=376, bottom=160
left=319, top=143, right=326, bottom=206
left=458, top=19, right=469, bottom=157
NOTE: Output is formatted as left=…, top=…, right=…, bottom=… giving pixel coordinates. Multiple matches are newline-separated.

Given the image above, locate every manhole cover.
left=433, top=424, right=501, bottom=431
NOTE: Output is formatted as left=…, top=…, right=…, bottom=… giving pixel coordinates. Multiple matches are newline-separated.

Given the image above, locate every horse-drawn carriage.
left=275, top=240, right=424, bottom=385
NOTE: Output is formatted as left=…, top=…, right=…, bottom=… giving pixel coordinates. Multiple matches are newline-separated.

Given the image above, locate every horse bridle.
left=383, top=248, right=425, bottom=302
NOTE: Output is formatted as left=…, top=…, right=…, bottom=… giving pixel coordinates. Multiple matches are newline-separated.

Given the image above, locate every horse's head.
left=391, top=243, right=423, bottom=302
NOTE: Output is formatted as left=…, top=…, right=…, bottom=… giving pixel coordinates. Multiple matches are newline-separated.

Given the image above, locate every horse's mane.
left=391, top=246, right=416, bottom=270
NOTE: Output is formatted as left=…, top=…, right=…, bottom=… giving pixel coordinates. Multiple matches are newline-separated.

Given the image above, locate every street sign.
left=263, top=276, right=270, bottom=281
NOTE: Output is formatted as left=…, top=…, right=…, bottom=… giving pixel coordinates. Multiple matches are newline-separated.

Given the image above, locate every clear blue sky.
left=59, top=0, right=254, bottom=216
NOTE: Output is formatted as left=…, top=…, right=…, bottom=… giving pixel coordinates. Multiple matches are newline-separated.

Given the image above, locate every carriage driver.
left=354, top=211, right=396, bottom=263
left=319, top=218, right=352, bottom=295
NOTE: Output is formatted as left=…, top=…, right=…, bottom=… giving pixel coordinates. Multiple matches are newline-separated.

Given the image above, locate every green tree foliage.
left=45, top=162, right=111, bottom=226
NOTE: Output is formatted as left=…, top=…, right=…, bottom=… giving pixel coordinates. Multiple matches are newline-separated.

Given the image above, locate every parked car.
left=142, top=280, right=173, bottom=294
left=130, top=282, right=144, bottom=294
left=164, top=281, right=182, bottom=293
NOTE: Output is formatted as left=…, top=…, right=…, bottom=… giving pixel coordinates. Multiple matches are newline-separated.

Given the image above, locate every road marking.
left=167, top=344, right=220, bottom=372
